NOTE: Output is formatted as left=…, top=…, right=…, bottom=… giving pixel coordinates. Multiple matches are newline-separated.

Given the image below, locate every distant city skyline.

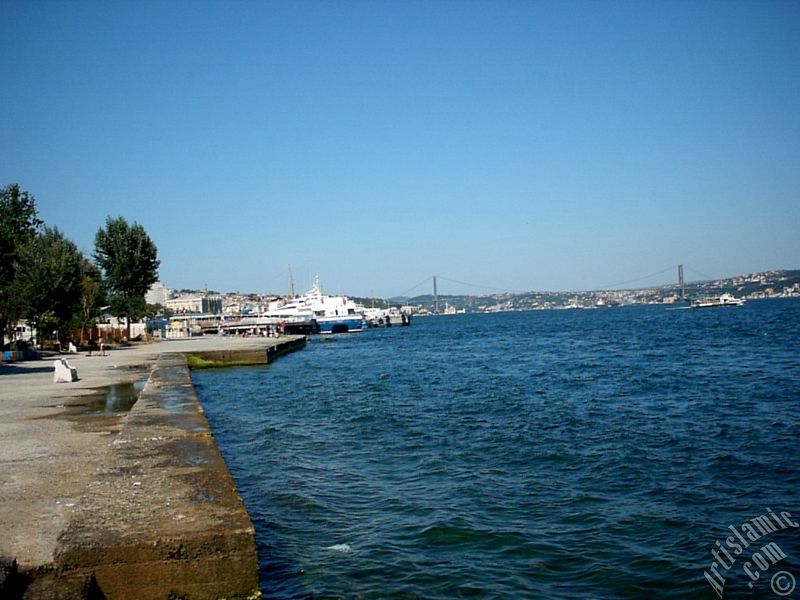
left=154, top=266, right=797, bottom=299
left=2, top=1, right=798, bottom=297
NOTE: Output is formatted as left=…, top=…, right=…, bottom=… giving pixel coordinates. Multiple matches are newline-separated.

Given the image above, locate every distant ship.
left=691, top=293, right=745, bottom=308
left=363, top=307, right=411, bottom=327
left=442, top=302, right=465, bottom=315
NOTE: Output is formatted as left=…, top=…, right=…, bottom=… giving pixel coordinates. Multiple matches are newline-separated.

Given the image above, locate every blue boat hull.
left=317, top=317, right=363, bottom=334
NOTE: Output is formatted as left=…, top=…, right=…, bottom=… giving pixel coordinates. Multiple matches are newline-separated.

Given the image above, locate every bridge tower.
left=678, top=264, right=685, bottom=300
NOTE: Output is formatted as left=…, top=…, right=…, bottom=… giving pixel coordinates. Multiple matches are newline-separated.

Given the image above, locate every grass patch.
left=184, top=354, right=219, bottom=370
left=184, top=353, right=265, bottom=370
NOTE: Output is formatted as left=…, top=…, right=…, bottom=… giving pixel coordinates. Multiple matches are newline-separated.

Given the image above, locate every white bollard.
left=53, top=359, right=79, bottom=383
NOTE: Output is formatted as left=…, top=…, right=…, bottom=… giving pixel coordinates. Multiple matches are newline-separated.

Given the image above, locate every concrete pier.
left=0, top=336, right=306, bottom=599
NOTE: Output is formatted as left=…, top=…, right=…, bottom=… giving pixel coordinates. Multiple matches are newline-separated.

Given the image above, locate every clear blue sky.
left=2, top=0, right=798, bottom=297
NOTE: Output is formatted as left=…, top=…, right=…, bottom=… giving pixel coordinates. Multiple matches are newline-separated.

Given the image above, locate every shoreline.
left=0, top=335, right=306, bottom=599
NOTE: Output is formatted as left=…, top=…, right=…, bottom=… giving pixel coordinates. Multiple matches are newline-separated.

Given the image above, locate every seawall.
left=0, top=336, right=306, bottom=599
left=185, top=336, right=307, bottom=370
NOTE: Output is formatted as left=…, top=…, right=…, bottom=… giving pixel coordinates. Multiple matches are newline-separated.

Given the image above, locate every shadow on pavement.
left=0, top=364, right=54, bottom=376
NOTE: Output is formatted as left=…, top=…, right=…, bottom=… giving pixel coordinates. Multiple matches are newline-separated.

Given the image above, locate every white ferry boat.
left=266, top=277, right=364, bottom=334
left=691, top=293, right=745, bottom=308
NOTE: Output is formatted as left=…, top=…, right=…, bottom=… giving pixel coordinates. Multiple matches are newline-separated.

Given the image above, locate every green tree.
left=93, top=216, right=160, bottom=339
left=0, top=184, right=43, bottom=342
left=67, top=259, right=105, bottom=344
left=14, top=227, right=84, bottom=347
left=145, top=303, right=173, bottom=320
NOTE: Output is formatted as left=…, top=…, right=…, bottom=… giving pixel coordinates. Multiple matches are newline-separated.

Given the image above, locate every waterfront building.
left=145, top=281, right=171, bottom=306
left=166, top=295, right=223, bottom=315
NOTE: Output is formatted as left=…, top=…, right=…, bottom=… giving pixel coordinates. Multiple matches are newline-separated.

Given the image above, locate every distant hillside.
left=388, top=269, right=800, bottom=312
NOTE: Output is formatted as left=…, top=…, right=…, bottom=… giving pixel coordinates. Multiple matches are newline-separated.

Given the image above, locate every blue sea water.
left=193, top=299, right=800, bottom=599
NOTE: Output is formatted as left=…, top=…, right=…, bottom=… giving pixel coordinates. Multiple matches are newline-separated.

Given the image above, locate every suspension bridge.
left=397, top=265, right=717, bottom=313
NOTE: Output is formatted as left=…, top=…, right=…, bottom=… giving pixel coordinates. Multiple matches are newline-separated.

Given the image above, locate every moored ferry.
left=266, top=277, right=364, bottom=334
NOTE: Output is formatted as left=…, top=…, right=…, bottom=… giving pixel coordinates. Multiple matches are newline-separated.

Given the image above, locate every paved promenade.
left=0, top=336, right=302, bottom=598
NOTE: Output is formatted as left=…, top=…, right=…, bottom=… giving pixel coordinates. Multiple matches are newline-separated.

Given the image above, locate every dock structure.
left=165, top=313, right=318, bottom=337
left=0, top=335, right=306, bottom=599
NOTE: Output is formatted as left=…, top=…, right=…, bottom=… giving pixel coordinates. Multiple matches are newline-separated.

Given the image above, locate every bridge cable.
left=435, top=275, right=525, bottom=294
left=397, top=276, right=433, bottom=298
left=596, top=265, right=678, bottom=290
left=684, top=265, right=716, bottom=282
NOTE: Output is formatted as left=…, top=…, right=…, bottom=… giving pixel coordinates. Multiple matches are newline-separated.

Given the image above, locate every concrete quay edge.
left=0, top=335, right=306, bottom=599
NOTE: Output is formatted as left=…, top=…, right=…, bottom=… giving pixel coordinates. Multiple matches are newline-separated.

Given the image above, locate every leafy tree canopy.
left=0, top=184, right=43, bottom=337
left=64, top=259, right=106, bottom=342
left=14, top=227, right=84, bottom=340
left=0, top=184, right=42, bottom=271
left=94, top=216, right=159, bottom=337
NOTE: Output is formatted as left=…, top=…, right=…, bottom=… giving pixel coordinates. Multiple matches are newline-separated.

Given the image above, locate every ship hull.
left=317, top=317, right=364, bottom=334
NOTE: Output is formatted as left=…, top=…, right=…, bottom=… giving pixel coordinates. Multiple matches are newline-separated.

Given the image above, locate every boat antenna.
left=288, top=264, right=295, bottom=297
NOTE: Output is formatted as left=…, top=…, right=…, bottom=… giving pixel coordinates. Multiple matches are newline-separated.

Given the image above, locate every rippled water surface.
left=194, top=299, right=800, bottom=599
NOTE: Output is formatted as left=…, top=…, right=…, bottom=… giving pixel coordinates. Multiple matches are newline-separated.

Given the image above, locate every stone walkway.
left=0, top=336, right=300, bottom=597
